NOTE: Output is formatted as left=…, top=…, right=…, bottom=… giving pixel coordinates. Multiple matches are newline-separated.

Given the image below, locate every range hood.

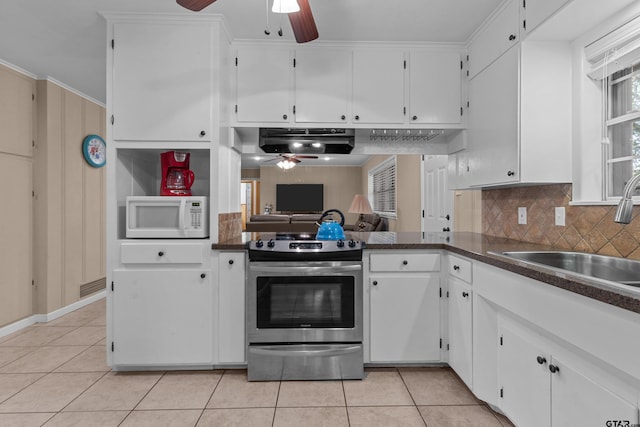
left=259, top=128, right=355, bottom=154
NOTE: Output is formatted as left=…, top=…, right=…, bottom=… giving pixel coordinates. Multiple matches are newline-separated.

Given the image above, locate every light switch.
left=555, top=207, right=566, bottom=226
left=518, top=207, right=527, bottom=225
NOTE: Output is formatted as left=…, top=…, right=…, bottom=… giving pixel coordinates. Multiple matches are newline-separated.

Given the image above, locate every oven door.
left=247, top=261, right=363, bottom=343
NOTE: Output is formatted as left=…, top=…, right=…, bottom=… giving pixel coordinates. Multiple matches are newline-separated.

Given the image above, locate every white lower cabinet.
left=217, top=252, right=246, bottom=364
left=498, top=318, right=638, bottom=427
left=448, top=278, right=472, bottom=388
left=111, top=269, right=213, bottom=367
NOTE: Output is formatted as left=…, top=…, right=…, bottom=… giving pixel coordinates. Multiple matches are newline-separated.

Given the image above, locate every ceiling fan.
left=263, top=153, right=319, bottom=169
left=176, top=0, right=319, bottom=43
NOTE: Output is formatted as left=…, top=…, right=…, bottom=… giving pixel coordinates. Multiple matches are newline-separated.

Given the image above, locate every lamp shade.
left=272, top=0, right=300, bottom=13
left=348, top=194, right=373, bottom=214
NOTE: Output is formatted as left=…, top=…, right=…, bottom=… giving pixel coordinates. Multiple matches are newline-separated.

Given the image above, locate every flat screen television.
left=276, top=184, right=324, bottom=212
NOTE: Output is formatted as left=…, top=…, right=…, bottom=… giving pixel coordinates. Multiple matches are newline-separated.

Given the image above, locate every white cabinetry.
left=408, top=51, right=462, bottom=125
left=294, top=49, right=351, bottom=124
left=111, top=20, right=214, bottom=142
left=468, top=0, right=520, bottom=78
left=352, top=50, right=405, bottom=124
left=522, top=0, right=571, bottom=35
left=465, top=41, right=571, bottom=187
left=111, top=268, right=213, bottom=367
left=235, top=47, right=292, bottom=124
left=217, top=251, right=246, bottom=364
left=447, top=255, right=473, bottom=388
left=368, top=252, right=441, bottom=363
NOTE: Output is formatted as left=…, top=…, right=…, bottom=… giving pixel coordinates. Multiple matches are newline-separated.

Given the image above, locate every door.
left=423, top=155, right=452, bottom=233
left=112, top=269, right=213, bottom=366
left=112, top=22, right=212, bottom=141
left=448, top=279, right=472, bottom=388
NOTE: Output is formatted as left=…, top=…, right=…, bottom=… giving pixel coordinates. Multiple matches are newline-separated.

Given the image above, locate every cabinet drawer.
left=448, top=255, right=472, bottom=283
left=120, top=242, right=204, bottom=264
left=369, top=253, right=440, bottom=272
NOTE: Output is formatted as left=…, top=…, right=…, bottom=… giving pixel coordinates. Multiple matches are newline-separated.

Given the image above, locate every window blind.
left=370, top=157, right=396, bottom=216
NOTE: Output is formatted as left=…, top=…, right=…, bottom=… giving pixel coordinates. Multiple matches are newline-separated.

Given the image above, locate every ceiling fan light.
left=272, top=0, right=300, bottom=14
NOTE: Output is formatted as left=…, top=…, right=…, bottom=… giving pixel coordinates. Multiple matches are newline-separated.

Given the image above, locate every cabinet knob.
left=507, top=170, right=515, bottom=177
left=537, top=356, right=547, bottom=365
left=158, top=251, right=164, bottom=257
left=443, top=227, right=451, bottom=232
left=372, top=280, right=378, bottom=286
left=453, top=265, right=460, bottom=271
left=200, top=273, right=206, bottom=279
left=462, top=291, right=469, bottom=298
left=412, top=115, right=418, bottom=121
left=200, top=130, right=206, bottom=137
left=228, top=259, right=234, bottom=265
left=340, top=115, right=346, bottom=120
left=354, top=115, right=360, bottom=120
left=508, top=34, right=516, bottom=41
left=549, top=364, right=560, bottom=374
left=402, top=260, right=408, bottom=265
left=283, top=114, right=288, bottom=120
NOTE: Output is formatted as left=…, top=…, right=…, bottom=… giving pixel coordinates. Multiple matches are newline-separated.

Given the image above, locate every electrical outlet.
left=518, top=207, right=527, bottom=225
left=555, top=207, right=566, bottom=226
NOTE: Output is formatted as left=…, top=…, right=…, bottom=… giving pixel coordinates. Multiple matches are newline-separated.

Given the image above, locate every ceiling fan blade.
left=176, top=0, right=217, bottom=12
left=288, top=0, right=318, bottom=43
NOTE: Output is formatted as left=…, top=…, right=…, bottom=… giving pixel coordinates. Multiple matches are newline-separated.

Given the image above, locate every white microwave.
left=126, top=196, right=209, bottom=239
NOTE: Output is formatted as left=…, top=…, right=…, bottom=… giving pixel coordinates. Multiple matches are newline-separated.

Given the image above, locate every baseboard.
left=0, top=290, right=106, bottom=339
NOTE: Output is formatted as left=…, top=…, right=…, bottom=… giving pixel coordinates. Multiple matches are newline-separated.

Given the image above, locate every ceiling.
left=0, top=0, right=503, bottom=104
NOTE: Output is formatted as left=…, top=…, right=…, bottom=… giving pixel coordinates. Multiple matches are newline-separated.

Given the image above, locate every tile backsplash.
left=482, top=184, right=640, bottom=260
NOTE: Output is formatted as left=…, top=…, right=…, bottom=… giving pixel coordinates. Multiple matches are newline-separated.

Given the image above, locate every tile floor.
left=0, top=298, right=515, bottom=426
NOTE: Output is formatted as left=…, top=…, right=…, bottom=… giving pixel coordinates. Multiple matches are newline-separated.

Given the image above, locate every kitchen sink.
left=490, top=251, right=640, bottom=288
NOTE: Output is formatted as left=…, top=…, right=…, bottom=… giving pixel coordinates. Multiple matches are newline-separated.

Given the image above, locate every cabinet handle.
left=228, top=259, right=234, bottom=265
left=402, top=260, right=408, bottom=265
left=462, top=291, right=469, bottom=298
left=412, top=115, right=418, bottom=121
left=340, top=115, right=346, bottom=120
left=507, top=171, right=515, bottom=177
left=549, top=364, right=560, bottom=374
left=372, top=280, right=378, bottom=286
left=443, top=227, right=451, bottom=232
left=508, top=34, right=516, bottom=41
left=537, top=356, right=547, bottom=365
left=200, top=273, right=206, bottom=279
left=200, top=130, right=206, bottom=137
left=283, top=114, right=288, bottom=120
left=354, top=115, right=360, bottom=120
left=158, top=251, right=164, bottom=257
left=453, top=265, right=460, bottom=271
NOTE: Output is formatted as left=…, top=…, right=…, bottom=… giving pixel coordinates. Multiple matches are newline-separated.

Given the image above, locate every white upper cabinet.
left=408, top=51, right=462, bottom=125
left=112, top=21, right=213, bottom=142
left=294, top=49, right=351, bottom=124
left=235, top=47, right=292, bottom=124
left=521, top=0, right=571, bottom=35
left=468, top=0, right=520, bottom=79
left=352, top=50, right=405, bottom=124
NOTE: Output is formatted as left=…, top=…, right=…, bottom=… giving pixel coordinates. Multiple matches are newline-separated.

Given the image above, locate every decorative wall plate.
left=82, top=134, right=106, bottom=168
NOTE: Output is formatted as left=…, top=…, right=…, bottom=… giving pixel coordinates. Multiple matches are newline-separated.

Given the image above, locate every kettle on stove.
left=316, top=209, right=346, bottom=241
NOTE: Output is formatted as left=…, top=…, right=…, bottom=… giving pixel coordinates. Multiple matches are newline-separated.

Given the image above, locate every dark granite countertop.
left=213, top=231, right=640, bottom=314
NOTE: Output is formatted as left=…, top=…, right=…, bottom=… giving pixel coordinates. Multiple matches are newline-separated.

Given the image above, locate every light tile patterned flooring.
left=0, top=299, right=515, bottom=426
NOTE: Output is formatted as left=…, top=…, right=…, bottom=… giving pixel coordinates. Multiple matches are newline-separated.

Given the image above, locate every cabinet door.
left=467, top=46, right=519, bottom=186
left=468, top=0, right=520, bottom=78
left=218, top=252, right=246, bottom=363
left=352, top=50, right=405, bottom=124
left=294, top=49, right=351, bottom=124
left=551, top=356, right=638, bottom=427
left=523, top=0, right=570, bottom=35
left=112, top=269, right=213, bottom=366
left=370, top=275, right=440, bottom=362
left=498, top=320, right=550, bottom=427
left=448, top=279, right=472, bottom=388
left=236, top=47, right=292, bottom=124
left=409, top=51, right=462, bottom=125
left=112, top=22, right=212, bottom=142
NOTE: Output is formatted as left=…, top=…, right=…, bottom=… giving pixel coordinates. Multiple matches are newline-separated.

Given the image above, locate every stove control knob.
left=267, top=239, right=275, bottom=248
left=337, top=240, right=345, bottom=247
left=255, top=240, right=264, bottom=248
left=348, top=239, right=357, bottom=248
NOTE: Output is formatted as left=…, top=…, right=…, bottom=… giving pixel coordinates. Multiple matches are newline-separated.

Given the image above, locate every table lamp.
left=348, top=194, right=373, bottom=231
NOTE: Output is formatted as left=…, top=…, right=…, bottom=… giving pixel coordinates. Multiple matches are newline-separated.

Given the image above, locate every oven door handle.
left=249, top=264, right=362, bottom=274
left=250, top=344, right=362, bottom=358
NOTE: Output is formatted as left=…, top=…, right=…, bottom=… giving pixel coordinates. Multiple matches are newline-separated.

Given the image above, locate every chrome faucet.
left=614, top=174, right=640, bottom=223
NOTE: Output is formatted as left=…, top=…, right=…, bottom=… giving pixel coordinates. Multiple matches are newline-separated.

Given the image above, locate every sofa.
left=245, top=214, right=322, bottom=233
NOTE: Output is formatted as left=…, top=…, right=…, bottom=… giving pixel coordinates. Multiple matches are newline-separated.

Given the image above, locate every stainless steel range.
left=246, top=233, right=364, bottom=381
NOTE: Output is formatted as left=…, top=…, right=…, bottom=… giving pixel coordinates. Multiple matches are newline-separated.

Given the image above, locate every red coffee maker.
left=160, top=151, right=195, bottom=196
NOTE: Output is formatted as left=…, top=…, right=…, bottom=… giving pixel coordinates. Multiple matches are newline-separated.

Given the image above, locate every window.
left=368, top=156, right=396, bottom=217
left=607, top=63, right=640, bottom=197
